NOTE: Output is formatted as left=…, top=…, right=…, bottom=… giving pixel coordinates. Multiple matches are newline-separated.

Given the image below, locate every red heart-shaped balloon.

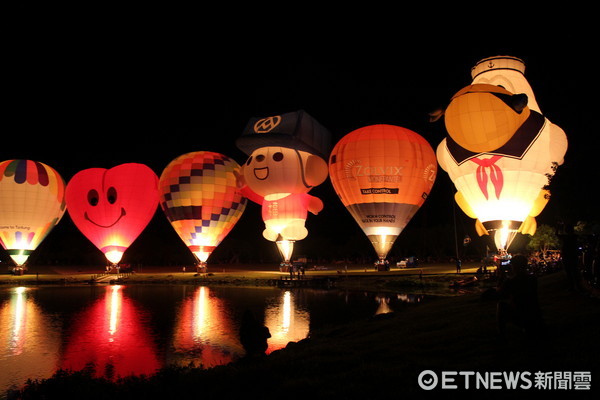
left=66, top=163, right=159, bottom=264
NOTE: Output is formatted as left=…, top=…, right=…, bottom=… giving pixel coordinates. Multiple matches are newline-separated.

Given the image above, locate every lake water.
left=0, top=283, right=424, bottom=393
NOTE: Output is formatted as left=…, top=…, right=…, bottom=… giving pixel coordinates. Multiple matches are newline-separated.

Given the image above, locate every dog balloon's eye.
left=273, top=152, right=283, bottom=162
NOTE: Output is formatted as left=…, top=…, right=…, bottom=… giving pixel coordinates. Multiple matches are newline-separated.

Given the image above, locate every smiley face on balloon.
left=66, top=163, right=159, bottom=265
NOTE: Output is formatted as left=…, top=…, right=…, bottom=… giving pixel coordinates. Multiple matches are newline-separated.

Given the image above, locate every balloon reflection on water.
left=171, top=286, right=244, bottom=368
left=375, top=293, right=424, bottom=315
left=60, top=285, right=160, bottom=379
left=6, top=287, right=27, bottom=354
left=375, top=295, right=392, bottom=315
left=264, top=290, right=309, bottom=354
left=1, top=284, right=426, bottom=394
left=0, top=287, right=60, bottom=392
left=172, top=287, right=311, bottom=363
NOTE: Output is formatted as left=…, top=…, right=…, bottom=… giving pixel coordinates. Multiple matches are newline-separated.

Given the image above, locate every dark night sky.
left=3, top=26, right=598, bottom=266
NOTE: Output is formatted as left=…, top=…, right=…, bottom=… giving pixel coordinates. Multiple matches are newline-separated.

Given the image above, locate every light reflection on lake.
left=0, top=287, right=61, bottom=394
left=0, top=284, right=424, bottom=394
left=60, top=285, right=160, bottom=379
left=171, top=286, right=243, bottom=368
left=264, top=290, right=310, bottom=353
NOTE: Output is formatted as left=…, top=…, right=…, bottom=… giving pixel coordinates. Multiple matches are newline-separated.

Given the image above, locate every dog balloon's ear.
left=304, top=155, right=328, bottom=187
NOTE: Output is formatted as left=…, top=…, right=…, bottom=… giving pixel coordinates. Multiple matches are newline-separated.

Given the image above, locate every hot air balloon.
left=236, top=110, right=331, bottom=268
left=0, top=160, right=66, bottom=271
left=328, top=125, right=437, bottom=267
left=65, top=163, right=159, bottom=267
left=159, top=151, right=246, bottom=271
left=435, top=56, right=568, bottom=253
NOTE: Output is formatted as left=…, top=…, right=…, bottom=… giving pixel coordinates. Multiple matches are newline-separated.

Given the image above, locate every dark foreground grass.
left=13, top=271, right=599, bottom=400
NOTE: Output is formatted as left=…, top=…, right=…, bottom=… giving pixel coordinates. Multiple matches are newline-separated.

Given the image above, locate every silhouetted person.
left=496, top=254, right=544, bottom=339
left=559, top=223, right=579, bottom=291
left=239, top=310, right=271, bottom=357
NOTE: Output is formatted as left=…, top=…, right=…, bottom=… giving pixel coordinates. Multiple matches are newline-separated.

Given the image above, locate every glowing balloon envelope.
left=0, top=160, right=66, bottom=266
left=239, top=146, right=329, bottom=242
left=328, top=124, right=437, bottom=261
left=65, top=163, right=159, bottom=265
left=236, top=110, right=331, bottom=265
left=159, top=151, right=247, bottom=264
left=436, top=56, right=568, bottom=252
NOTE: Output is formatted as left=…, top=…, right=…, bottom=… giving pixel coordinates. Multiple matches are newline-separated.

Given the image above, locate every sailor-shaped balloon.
left=235, top=110, right=330, bottom=243
left=434, top=56, right=568, bottom=251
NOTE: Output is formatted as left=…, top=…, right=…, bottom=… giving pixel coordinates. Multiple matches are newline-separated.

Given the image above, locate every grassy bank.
left=12, top=269, right=599, bottom=399
left=1, top=262, right=485, bottom=297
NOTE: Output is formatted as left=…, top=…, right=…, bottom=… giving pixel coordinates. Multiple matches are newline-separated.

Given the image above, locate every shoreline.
left=1, top=261, right=490, bottom=297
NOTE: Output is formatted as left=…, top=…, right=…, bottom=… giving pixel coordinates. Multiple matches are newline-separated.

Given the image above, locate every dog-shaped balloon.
left=236, top=110, right=331, bottom=242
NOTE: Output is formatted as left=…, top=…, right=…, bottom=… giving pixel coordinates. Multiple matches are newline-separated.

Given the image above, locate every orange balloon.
left=328, top=124, right=437, bottom=260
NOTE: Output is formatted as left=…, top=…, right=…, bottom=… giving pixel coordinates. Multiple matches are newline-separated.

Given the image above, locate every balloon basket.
left=279, top=262, right=293, bottom=272
left=196, top=263, right=207, bottom=273
left=375, top=259, right=391, bottom=271
left=9, top=266, right=26, bottom=275
left=106, top=264, right=120, bottom=274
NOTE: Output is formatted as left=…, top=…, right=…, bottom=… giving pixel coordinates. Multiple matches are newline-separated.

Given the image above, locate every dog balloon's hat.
left=236, top=110, right=331, bottom=159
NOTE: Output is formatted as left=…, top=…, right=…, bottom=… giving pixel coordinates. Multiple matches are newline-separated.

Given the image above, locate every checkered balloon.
left=159, top=152, right=247, bottom=263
